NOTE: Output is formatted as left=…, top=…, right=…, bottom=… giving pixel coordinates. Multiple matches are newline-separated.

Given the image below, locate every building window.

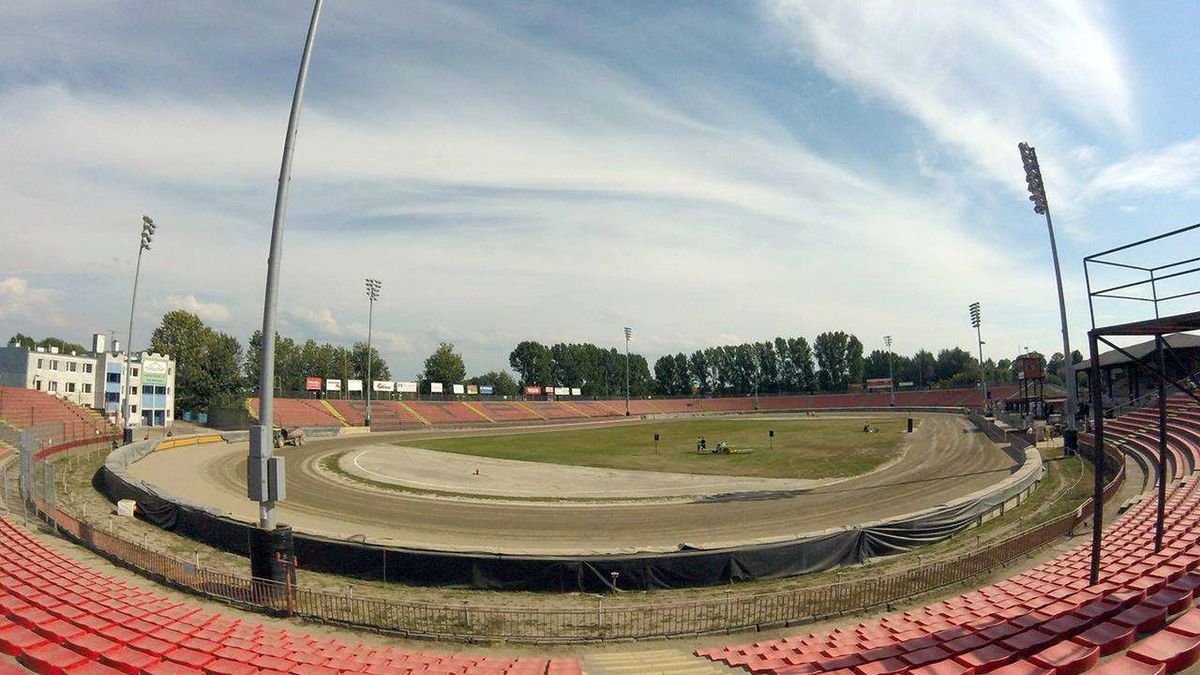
left=107, top=372, right=121, bottom=383
left=67, top=362, right=77, bottom=372
left=132, top=367, right=139, bottom=377
left=50, top=360, right=59, bottom=371
left=130, top=386, right=138, bottom=396
left=84, top=363, right=93, bottom=373
left=34, top=381, right=42, bottom=391
left=48, top=381, right=58, bottom=392
left=131, top=405, right=138, bottom=413
left=66, top=382, right=76, bottom=393
left=105, top=392, right=119, bottom=403
left=36, top=358, right=43, bottom=369
left=83, top=383, right=92, bottom=394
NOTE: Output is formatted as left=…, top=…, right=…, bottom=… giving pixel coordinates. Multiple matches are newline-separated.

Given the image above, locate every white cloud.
left=0, top=277, right=62, bottom=324
left=162, top=294, right=231, bottom=323
left=286, top=307, right=341, bottom=336
left=763, top=0, right=1133, bottom=197
left=1089, top=138, right=1200, bottom=197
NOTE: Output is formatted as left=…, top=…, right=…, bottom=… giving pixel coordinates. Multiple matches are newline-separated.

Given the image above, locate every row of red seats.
left=696, top=398, right=1200, bottom=674
left=251, top=386, right=1017, bottom=429
left=0, top=517, right=580, bottom=675
left=0, top=387, right=110, bottom=436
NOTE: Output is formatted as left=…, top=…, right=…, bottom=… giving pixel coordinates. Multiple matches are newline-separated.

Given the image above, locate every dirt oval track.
left=132, top=413, right=1019, bottom=556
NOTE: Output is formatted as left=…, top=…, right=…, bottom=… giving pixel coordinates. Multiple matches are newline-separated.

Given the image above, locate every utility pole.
left=969, top=303, right=988, bottom=407
left=121, top=216, right=156, bottom=444
left=364, top=279, right=381, bottom=427
left=623, top=327, right=632, bottom=416
left=1019, top=142, right=1079, bottom=452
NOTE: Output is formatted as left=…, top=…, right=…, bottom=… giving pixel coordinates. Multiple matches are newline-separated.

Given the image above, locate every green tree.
left=689, top=350, right=709, bottom=393
left=790, top=337, right=816, bottom=393
left=149, top=310, right=243, bottom=413
left=6, top=333, right=36, bottom=349
left=509, top=341, right=553, bottom=387
left=421, top=342, right=465, bottom=385
left=846, top=335, right=864, bottom=387
left=912, top=349, right=936, bottom=387
left=813, top=331, right=850, bottom=391
left=654, top=355, right=677, bottom=395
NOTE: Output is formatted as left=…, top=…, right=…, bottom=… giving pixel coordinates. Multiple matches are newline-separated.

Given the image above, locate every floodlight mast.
left=884, top=335, right=895, bottom=406
left=121, top=215, right=157, bottom=444
left=1019, top=142, right=1079, bottom=452
left=364, top=279, right=381, bottom=427
left=969, top=303, right=988, bottom=406
left=623, top=327, right=632, bottom=416
left=250, top=0, right=324, bottom=532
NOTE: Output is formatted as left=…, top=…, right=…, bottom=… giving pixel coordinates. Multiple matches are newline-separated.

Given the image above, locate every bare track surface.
left=129, top=413, right=1017, bottom=556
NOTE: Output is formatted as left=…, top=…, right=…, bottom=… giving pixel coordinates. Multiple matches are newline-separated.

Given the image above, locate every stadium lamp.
left=883, top=335, right=895, bottom=406
left=121, top=215, right=161, bottom=444
left=969, top=303, right=988, bottom=405
left=1018, top=141, right=1078, bottom=452
left=623, top=327, right=632, bottom=417
left=364, top=279, right=382, bottom=426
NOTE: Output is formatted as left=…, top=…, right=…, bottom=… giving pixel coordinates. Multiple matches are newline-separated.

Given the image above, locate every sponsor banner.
left=479, top=385, right=494, bottom=395
left=452, top=384, right=465, bottom=395
left=142, top=358, right=170, bottom=386
left=466, top=384, right=479, bottom=395
left=865, top=378, right=892, bottom=390
left=397, top=381, right=418, bottom=393
left=554, top=386, right=570, bottom=396
left=373, top=380, right=395, bottom=392
left=430, top=382, right=443, bottom=393
left=524, top=386, right=542, bottom=395
left=899, top=381, right=915, bottom=387
left=325, top=379, right=342, bottom=391
left=570, top=387, right=582, bottom=396
left=347, top=379, right=364, bottom=392
left=305, top=377, right=322, bottom=391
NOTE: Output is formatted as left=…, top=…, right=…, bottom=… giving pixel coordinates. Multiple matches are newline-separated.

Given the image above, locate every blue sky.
left=1, top=1, right=1198, bottom=379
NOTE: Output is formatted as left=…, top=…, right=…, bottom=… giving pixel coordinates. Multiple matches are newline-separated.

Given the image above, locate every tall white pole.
left=121, top=243, right=145, bottom=440
left=624, top=327, right=631, bottom=416
left=251, top=0, right=324, bottom=531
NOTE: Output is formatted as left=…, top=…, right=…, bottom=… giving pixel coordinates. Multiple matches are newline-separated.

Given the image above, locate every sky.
left=2, top=1, right=1199, bottom=380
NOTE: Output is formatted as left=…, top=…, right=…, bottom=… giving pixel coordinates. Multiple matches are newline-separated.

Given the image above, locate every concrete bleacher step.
left=584, top=648, right=728, bottom=674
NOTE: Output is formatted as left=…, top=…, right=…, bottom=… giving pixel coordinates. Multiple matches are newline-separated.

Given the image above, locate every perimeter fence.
left=3, top=418, right=1126, bottom=643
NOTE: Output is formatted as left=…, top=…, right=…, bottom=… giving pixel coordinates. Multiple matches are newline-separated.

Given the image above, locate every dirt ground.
left=126, top=413, right=1018, bottom=555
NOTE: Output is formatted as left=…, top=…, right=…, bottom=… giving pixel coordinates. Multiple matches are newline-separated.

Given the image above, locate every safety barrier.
left=5, top=419, right=1126, bottom=642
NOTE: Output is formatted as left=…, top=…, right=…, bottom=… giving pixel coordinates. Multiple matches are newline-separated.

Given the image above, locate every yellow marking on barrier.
left=156, top=434, right=224, bottom=451
left=319, top=399, right=350, bottom=427
left=513, top=401, right=547, bottom=420
left=461, top=402, right=495, bottom=423
left=559, top=401, right=591, bottom=418
left=396, top=401, right=431, bottom=425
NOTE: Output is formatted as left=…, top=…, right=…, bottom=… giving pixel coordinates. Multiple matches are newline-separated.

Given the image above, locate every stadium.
left=4, top=3, right=1200, bottom=675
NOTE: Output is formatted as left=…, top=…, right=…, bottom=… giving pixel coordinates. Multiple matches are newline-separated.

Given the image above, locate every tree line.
left=9, top=316, right=1088, bottom=415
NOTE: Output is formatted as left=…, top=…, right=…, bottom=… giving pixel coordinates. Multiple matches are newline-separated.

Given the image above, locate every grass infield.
left=404, top=416, right=910, bottom=479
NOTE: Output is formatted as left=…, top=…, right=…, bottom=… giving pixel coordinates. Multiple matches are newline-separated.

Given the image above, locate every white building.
left=0, top=333, right=176, bottom=427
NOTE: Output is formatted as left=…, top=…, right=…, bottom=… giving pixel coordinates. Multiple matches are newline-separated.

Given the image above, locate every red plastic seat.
left=1027, top=640, right=1098, bottom=675
left=1087, top=654, right=1165, bottom=674
left=1074, top=621, right=1137, bottom=655
left=985, top=660, right=1053, bottom=674
left=1128, top=630, right=1200, bottom=673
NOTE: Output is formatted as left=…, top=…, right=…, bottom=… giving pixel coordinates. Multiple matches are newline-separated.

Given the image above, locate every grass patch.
left=406, top=416, right=909, bottom=479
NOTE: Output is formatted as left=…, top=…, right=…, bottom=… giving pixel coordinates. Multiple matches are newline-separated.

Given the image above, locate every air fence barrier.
left=6, top=417, right=1125, bottom=643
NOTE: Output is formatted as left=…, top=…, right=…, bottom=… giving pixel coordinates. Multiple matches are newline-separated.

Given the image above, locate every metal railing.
left=15, top=429, right=1125, bottom=643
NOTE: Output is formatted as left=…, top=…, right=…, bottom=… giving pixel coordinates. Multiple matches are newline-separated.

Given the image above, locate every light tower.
left=623, top=326, right=632, bottom=416
left=364, top=278, right=382, bottom=427
left=883, top=335, right=895, bottom=406
left=121, top=215, right=157, bottom=444
left=969, top=302, right=988, bottom=406
left=1019, top=141, right=1079, bottom=452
